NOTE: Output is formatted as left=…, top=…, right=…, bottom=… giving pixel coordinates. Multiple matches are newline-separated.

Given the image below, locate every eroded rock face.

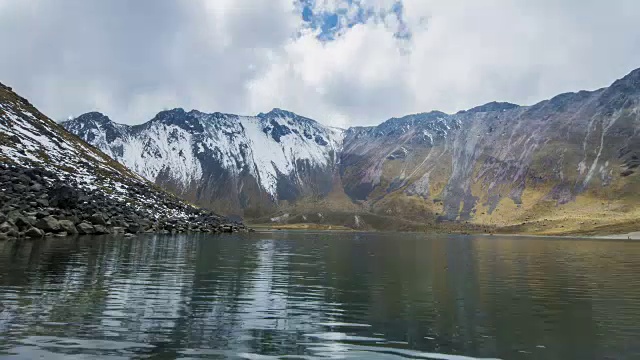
left=340, top=71, right=640, bottom=227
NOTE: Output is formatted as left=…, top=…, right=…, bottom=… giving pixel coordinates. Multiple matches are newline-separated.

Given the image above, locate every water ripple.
left=0, top=233, right=638, bottom=359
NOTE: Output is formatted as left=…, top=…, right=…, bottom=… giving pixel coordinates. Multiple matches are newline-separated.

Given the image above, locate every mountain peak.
left=82, top=111, right=107, bottom=117
left=457, top=101, right=520, bottom=114
left=155, top=107, right=186, bottom=117
left=73, top=111, right=113, bottom=124
left=621, top=67, right=640, bottom=81
left=149, top=107, right=204, bottom=132
left=381, top=111, right=448, bottom=127
left=606, top=67, right=640, bottom=95
left=257, top=108, right=324, bottom=129
left=150, top=108, right=188, bottom=122
left=593, top=67, right=640, bottom=116
left=258, top=108, right=300, bottom=119
left=0, top=81, right=12, bottom=91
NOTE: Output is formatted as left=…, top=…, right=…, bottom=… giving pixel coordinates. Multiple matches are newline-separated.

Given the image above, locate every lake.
left=0, top=232, right=638, bottom=359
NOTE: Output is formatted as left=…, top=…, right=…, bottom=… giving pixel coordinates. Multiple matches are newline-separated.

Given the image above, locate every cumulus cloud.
left=1, top=0, right=639, bottom=127
left=0, top=0, right=298, bottom=122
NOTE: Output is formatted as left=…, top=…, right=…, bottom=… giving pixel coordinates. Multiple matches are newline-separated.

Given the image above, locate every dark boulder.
left=90, top=213, right=107, bottom=226
left=0, top=222, right=16, bottom=233
left=48, top=184, right=79, bottom=209
left=6, top=229, right=19, bottom=238
left=15, top=216, right=35, bottom=230
left=76, top=222, right=95, bottom=235
left=110, top=219, right=124, bottom=228
left=15, top=174, right=30, bottom=184
left=6, top=210, right=20, bottom=223
left=138, top=218, right=151, bottom=231
left=29, top=183, right=43, bottom=192
left=22, top=168, right=44, bottom=181
left=24, top=227, right=44, bottom=238
left=35, top=198, right=49, bottom=207
left=58, top=220, right=78, bottom=235
left=35, top=216, right=61, bottom=232
left=126, top=222, right=141, bottom=234
left=12, top=184, right=27, bottom=193
left=93, top=224, right=110, bottom=235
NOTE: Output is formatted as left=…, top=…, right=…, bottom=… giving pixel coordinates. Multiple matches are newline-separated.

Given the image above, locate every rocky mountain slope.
left=0, top=82, right=246, bottom=240
left=64, top=68, right=640, bottom=234
left=341, top=70, right=640, bottom=234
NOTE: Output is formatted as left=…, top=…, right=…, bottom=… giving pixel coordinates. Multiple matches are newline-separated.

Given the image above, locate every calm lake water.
left=0, top=232, right=638, bottom=359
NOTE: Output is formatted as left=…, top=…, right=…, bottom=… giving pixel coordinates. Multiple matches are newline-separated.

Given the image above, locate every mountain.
left=0, top=82, right=246, bottom=239
left=63, top=68, right=640, bottom=235
left=62, top=108, right=343, bottom=217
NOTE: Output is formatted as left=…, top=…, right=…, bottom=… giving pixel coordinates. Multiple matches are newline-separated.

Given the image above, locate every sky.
left=1, top=0, right=639, bottom=128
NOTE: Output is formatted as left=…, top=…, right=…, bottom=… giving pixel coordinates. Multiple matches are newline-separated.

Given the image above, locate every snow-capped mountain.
left=63, top=108, right=343, bottom=216
left=0, top=81, right=244, bottom=234
left=64, top=68, right=640, bottom=234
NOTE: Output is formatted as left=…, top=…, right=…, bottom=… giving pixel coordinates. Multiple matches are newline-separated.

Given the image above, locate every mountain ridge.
left=62, top=67, right=640, bottom=234
left=63, top=66, right=640, bottom=130
left=63, top=106, right=344, bottom=217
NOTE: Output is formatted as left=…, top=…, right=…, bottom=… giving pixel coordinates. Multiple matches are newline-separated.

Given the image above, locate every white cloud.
left=249, top=0, right=640, bottom=126
left=0, top=0, right=639, bottom=127
left=248, top=20, right=413, bottom=128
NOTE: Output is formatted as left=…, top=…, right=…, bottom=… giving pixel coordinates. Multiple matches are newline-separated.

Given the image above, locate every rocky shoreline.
left=0, top=164, right=249, bottom=241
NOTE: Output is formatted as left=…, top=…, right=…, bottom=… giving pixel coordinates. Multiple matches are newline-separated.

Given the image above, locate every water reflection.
left=0, top=233, right=639, bottom=359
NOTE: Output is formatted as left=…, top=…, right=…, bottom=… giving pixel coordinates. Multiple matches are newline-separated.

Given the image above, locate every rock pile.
left=0, top=163, right=248, bottom=240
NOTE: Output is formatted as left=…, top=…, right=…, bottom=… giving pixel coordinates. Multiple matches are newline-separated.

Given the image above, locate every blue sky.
left=297, top=0, right=410, bottom=40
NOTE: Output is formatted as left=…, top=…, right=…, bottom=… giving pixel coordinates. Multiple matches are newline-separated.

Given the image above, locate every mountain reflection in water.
left=0, top=232, right=638, bottom=359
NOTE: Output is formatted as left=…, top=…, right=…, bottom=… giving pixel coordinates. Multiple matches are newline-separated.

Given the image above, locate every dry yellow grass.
left=250, top=223, right=353, bottom=231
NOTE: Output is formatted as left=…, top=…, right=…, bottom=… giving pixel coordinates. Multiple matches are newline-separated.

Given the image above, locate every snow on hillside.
left=0, top=89, right=143, bottom=205
left=63, top=108, right=344, bottom=198
left=0, top=83, right=226, bottom=221
left=241, top=112, right=343, bottom=195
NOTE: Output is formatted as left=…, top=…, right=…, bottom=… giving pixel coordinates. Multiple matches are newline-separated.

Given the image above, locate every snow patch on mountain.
left=242, top=113, right=343, bottom=195
left=126, top=122, right=203, bottom=187
left=63, top=108, right=344, bottom=198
